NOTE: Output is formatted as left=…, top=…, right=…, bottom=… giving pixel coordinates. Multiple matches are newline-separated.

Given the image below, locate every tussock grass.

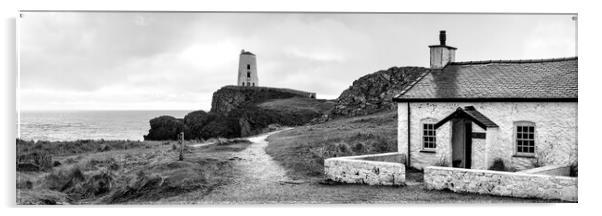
left=17, top=139, right=146, bottom=157
left=266, top=110, right=397, bottom=179
left=17, top=137, right=245, bottom=204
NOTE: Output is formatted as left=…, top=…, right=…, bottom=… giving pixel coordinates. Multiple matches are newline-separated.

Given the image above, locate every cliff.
left=145, top=86, right=332, bottom=140
left=327, top=66, right=429, bottom=119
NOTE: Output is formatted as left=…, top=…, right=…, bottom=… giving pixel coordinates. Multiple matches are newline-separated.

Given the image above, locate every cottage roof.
left=393, top=57, right=578, bottom=102
left=434, top=106, right=499, bottom=130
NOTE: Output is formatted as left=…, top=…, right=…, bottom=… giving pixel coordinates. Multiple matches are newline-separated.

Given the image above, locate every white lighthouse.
left=237, top=49, right=258, bottom=87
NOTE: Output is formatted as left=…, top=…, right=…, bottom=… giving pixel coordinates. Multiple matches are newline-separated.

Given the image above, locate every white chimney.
left=429, top=30, right=457, bottom=69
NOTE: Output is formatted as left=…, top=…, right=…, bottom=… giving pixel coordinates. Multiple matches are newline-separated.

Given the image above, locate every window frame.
left=421, top=119, right=437, bottom=151
left=514, top=121, right=536, bottom=157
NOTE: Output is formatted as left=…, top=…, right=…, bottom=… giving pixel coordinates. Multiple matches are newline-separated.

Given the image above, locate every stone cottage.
left=394, top=31, right=578, bottom=171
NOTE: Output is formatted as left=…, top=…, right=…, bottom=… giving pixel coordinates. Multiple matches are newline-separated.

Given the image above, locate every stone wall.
left=324, top=152, right=405, bottom=186
left=424, top=166, right=577, bottom=202
left=398, top=102, right=578, bottom=171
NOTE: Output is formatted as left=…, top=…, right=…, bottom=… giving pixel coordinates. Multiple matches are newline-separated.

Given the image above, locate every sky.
left=18, top=12, right=577, bottom=111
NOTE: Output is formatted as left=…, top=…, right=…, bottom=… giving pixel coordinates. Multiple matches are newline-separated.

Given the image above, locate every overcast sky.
left=18, top=12, right=576, bottom=111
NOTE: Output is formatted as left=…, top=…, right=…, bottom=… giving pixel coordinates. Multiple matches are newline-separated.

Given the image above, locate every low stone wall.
left=324, top=152, right=405, bottom=186
left=424, top=166, right=577, bottom=202
left=519, top=165, right=571, bottom=176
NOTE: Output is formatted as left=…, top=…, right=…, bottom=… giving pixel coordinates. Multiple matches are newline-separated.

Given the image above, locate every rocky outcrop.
left=328, top=67, right=429, bottom=119
left=210, top=85, right=317, bottom=114
left=143, top=116, right=185, bottom=140
left=145, top=86, right=331, bottom=140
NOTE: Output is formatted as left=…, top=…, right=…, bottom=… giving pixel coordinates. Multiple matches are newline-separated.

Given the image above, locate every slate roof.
left=434, top=106, right=499, bottom=130
left=393, top=57, right=578, bottom=102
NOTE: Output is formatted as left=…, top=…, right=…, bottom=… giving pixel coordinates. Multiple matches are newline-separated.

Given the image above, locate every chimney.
left=429, top=30, right=457, bottom=69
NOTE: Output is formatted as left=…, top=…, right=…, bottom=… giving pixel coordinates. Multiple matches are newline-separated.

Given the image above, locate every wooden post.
left=178, top=132, right=184, bottom=161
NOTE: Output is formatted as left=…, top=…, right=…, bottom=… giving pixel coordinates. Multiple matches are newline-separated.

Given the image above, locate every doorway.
left=451, top=119, right=472, bottom=168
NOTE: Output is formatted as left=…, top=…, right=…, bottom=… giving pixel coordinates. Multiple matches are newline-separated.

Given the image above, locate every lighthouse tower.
left=237, top=49, right=258, bottom=87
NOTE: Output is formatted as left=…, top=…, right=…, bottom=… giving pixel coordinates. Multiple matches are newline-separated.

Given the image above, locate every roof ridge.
left=450, top=56, right=577, bottom=65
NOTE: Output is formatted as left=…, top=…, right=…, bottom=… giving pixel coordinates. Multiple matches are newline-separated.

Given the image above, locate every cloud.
left=18, top=13, right=576, bottom=111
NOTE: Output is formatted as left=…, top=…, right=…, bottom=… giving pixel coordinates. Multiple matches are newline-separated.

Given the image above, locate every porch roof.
left=434, top=106, right=499, bottom=130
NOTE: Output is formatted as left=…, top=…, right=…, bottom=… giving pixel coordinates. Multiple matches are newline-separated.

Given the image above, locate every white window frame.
left=514, top=121, right=536, bottom=157
left=421, top=118, right=437, bottom=151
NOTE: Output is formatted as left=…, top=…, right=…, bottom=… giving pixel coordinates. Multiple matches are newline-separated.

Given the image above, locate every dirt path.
left=189, top=129, right=548, bottom=204
left=198, top=129, right=300, bottom=203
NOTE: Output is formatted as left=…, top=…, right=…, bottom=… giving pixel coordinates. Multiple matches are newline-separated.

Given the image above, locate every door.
left=451, top=119, right=472, bottom=168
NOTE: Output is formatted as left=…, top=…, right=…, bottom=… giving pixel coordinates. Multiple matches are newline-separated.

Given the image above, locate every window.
left=252, top=83, right=255, bottom=86
left=423, top=123, right=436, bottom=149
left=247, top=64, right=251, bottom=70
left=515, top=122, right=535, bottom=155
left=247, top=72, right=251, bottom=78
left=247, top=82, right=250, bottom=86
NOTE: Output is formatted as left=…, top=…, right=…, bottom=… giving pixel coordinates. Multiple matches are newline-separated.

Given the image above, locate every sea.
left=17, top=110, right=191, bottom=141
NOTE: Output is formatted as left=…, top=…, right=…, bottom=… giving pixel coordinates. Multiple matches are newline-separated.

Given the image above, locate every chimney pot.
left=439, top=30, right=446, bottom=46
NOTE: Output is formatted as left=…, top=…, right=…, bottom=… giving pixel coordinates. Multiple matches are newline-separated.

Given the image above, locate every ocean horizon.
left=17, top=110, right=191, bottom=141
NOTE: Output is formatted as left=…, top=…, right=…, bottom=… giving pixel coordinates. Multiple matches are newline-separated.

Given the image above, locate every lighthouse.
left=237, top=49, right=258, bottom=87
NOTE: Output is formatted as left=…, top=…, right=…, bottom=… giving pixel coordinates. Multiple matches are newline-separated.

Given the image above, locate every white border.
left=2, top=0, right=600, bottom=215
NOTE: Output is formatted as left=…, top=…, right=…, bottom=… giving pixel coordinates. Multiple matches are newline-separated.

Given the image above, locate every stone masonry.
left=424, top=166, right=577, bottom=202
left=324, top=153, right=406, bottom=186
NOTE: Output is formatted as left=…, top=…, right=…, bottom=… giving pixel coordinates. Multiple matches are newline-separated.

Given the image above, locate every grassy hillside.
left=16, top=139, right=251, bottom=204
left=265, top=110, right=397, bottom=179
left=257, top=97, right=335, bottom=114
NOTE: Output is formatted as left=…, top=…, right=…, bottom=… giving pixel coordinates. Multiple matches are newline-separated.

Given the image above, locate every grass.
left=258, top=97, right=335, bottom=114
left=17, top=139, right=145, bottom=157
left=16, top=138, right=251, bottom=205
left=265, top=110, right=397, bottom=179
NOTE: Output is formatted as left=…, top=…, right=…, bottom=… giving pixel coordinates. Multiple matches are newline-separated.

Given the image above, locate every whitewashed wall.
left=397, top=102, right=577, bottom=170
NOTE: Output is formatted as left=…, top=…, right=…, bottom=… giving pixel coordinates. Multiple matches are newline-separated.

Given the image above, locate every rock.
left=183, top=110, right=216, bottom=140
left=328, top=66, right=429, bottom=119
left=146, top=85, right=331, bottom=140
left=143, top=116, right=185, bottom=140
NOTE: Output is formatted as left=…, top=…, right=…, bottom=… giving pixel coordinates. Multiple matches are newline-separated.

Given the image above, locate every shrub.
left=489, top=158, right=507, bottom=171
left=44, top=166, right=86, bottom=191
left=351, top=142, right=365, bottom=153
left=17, top=180, right=33, bottom=189
left=570, top=162, right=578, bottom=177
left=17, top=151, right=53, bottom=171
